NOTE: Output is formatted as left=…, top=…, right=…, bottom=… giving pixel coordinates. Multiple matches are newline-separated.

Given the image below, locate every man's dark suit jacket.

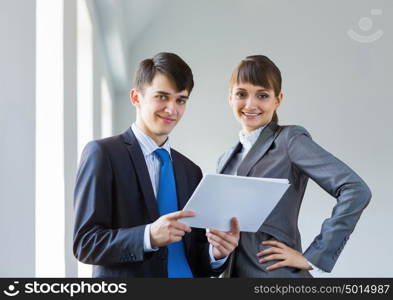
left=73, top=127, right=224, bottom=277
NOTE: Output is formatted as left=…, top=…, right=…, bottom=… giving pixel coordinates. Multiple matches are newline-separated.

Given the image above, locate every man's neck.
left=135, top=120, right=168, bottom=147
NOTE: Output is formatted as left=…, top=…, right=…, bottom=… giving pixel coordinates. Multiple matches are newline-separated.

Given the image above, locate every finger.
left=208, top=229, right=238, bottom=245
left=166, top=210, right=196, bottom=220
left=256, top=247, right=284, bottom=257
left=172, top=221, right=191, bottom=232
left=207, top=230, right=238, bottom=247
left=208, top=240, right=227, bottom=256
left=169, top=235, right=182, bottom=243
left=230, top=217, right=240, bottom=235
left=266, top=260, right=287, bottom=271
left=262, top=240, right=286, bottom=249
left=207, top=232, right=233, bottom=251
left=171, top=228, right=186, bottom=237
left=258, top=254, right=285, bottom=264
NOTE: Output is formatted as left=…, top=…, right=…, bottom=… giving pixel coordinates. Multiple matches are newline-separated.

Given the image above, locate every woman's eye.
left=257, top=93, right=269, bottom=99
left=235, top=92, right=246, bottom=98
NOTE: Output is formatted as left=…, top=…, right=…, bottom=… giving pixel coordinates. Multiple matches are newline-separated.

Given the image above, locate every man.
left=73, top=52, right=240, bottom=277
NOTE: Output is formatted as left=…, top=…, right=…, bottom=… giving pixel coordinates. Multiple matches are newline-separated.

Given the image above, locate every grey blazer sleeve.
left=286, top=126, right=371, bottom=272
left=73, top=141, right=145, bottom=266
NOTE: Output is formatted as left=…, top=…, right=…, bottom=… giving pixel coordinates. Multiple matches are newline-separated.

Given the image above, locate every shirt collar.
left=131, top=123, right=172, bottom=158
left=238, top=126, right=265, bottom=151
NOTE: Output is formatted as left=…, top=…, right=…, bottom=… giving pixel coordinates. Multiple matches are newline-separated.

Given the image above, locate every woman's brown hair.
left=230, top=55, right=282, bottom=123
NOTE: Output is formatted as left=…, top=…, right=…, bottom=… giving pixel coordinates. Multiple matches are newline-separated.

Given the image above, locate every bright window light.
left=101, top=77, right=113, bottom=137
left=77, top=0, right=94, bottom=278
left=35, top=0, right=65, bottom=277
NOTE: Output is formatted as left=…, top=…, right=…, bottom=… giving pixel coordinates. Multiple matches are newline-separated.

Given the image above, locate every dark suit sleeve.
left=286, top=126, right=372, bottom=272
left=73, top=141, right=145, bottom=266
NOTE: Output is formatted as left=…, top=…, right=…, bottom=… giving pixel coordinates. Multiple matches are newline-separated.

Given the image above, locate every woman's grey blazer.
left=217, top=122, right=371, bottom=275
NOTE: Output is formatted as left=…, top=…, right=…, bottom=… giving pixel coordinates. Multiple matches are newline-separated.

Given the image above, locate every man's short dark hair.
left=134, top=52, right=194, bottom=94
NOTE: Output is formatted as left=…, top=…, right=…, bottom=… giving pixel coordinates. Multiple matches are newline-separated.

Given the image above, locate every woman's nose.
left=244, top=97, right=257, bottom=109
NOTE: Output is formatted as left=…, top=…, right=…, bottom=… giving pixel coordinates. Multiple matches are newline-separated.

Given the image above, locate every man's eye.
left=177, top=99, right=186, bottom=105
left=157, top=95, right=168, bottom=100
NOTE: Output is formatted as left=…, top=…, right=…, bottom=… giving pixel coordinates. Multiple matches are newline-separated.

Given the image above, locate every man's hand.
left=206, top=217, right=240, bottom=260
left=150, top=210, right=195, bottom=247
left=256, top=240, right=313, bottom=271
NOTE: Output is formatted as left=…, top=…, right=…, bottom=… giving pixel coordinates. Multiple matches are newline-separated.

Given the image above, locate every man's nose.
left=164, top=100, right=176, bottom=114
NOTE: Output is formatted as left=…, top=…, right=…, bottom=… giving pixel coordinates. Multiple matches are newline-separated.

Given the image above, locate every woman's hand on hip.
left=256, top=240, right=313, bottom=271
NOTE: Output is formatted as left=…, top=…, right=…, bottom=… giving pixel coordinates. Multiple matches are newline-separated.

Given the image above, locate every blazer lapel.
left=122, top=128, right=159, bottom=221
left=237, top=122, right=280, bottom=176
left=217, top=143, right=242, bottom=174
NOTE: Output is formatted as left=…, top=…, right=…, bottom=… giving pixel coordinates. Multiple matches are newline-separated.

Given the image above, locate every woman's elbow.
left=359, top=181, right=372, bottom=208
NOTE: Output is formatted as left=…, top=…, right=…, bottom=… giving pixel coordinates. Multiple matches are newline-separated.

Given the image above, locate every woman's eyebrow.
left=235, top=87, right=269, bottom=92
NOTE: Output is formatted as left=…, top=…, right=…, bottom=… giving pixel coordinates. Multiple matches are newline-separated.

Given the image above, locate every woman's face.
left=229, top=82, right=283, bottom=133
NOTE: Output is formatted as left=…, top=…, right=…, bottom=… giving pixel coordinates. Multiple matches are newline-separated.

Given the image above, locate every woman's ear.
left=276, top=92, right=284, bottom=107
left=228, top=92, right=233, bottom=106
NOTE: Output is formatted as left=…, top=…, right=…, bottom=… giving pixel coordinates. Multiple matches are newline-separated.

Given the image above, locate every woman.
left=211, top=55, right=371, bottom=277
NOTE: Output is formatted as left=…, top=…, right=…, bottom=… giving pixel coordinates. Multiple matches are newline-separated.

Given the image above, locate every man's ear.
left=130, top=89, right=141, bottom=107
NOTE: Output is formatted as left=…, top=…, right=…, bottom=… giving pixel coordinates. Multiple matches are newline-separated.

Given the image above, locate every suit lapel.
left=217, top=143, right=242, bottom=174
left=171, top=150, right=188, bottom=210
left=122, top=128, right=159, bottom=221
left=171, top=150, right=192, bottom=252
left=237, top=122, right=280, bottom=176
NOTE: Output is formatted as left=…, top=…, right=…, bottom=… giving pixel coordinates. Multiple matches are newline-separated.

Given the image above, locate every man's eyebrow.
left=155, top=90, right=171, bottom=95
left=155, top=90, right=189, bottom=99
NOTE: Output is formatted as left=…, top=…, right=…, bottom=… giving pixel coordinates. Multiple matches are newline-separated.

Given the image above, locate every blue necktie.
left=154, top=148, right=193, bottom=278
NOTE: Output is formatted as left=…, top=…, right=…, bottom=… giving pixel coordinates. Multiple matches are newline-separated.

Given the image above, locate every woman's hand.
left=256, top=240, right=313, bottom=271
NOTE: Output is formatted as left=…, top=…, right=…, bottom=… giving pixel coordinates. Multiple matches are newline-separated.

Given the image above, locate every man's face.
left=130, top=72, right=189, bottom=145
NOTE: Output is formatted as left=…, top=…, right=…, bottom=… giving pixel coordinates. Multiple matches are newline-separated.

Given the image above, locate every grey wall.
left=114, top=0, right=393, bottom=276
left=0, top=0, right=36, bottom=277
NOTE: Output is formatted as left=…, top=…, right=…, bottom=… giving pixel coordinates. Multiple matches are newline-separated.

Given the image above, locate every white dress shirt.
left=131, top=123, right=227, bottom=269
left=237, top=126, right=323, bottom=274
